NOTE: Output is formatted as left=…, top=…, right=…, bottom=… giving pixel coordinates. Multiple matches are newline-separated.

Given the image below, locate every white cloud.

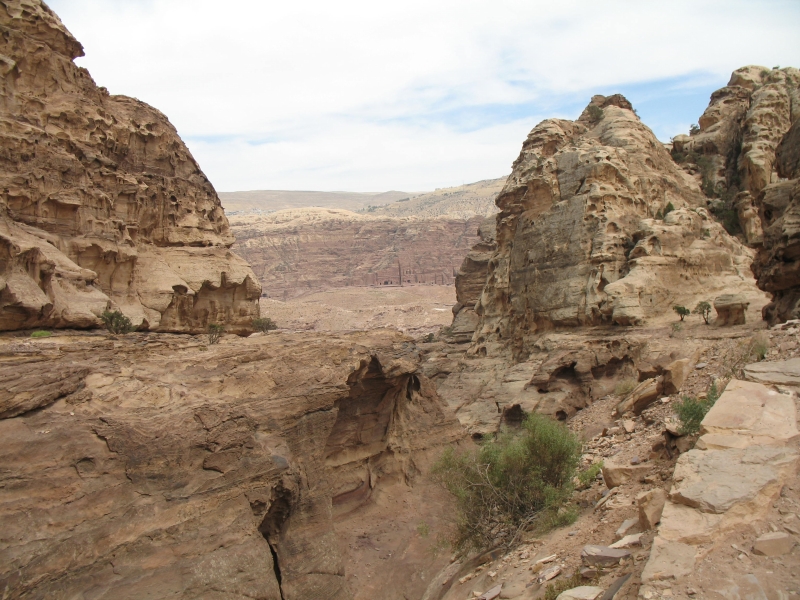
left=48, top=0, right=800, bottom=191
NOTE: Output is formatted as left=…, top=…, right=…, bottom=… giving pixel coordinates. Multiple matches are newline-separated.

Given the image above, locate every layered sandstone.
left=230, top=208, right=482, bottom=299
left=455, top=93, right=764, bottom=356
left=0, top=0, right=260, bottom=333
left=673, top=66, right=800, bottom=323
left=0, top=330, right=463, bottom=599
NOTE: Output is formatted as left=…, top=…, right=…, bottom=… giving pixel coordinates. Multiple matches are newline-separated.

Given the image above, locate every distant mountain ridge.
left=219, top=189, right=410, bottom=214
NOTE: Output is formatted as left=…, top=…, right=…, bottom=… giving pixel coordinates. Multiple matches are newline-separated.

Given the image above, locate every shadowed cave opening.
left=258, top=488, right=292, bottom=600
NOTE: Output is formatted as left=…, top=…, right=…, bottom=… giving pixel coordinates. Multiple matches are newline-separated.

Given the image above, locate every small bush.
left=693, top=301, right=712, bottom=324
left=432, top=414, right=581, bottom=552
left=421, top=332, right=435, bottom=343
left=207, top=323, right=225, bottom=345
left=689, top=124, right=700, bottom=136
left=101, top=310, right=134, bottom=335
left=577, top=461, right=603, bottom=489
left=30, top=330, right=52, bottom=338
left=614, top=378, right=638, bottom=397
left=675, top=381, right=719, bottom=435
left=673, top=305, right=690, bottom=321
left=544, top=573, right=590, bottom=600
left=252, top=317, right=277, bottom=333
left=416, top=522, right=430, bottom=537
left=587, top=104, right=604, bottom=122
left=663, top=202, right=675, bottom=216
left=749, top=331, right=769, bottom=361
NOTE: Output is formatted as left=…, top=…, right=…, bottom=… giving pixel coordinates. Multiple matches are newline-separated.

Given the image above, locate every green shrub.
left=587, top=104, right=604, bottom=122
left=101, top=310, right=134, bottom=335
left=207, top=323, right=225, bottom=345
left=252, top=317, right=277, bottom=333
left=30, top=330, right=52, bottom=338
left=432, top=414, right=581, bottom=552
left=614, top=378, right=637, bottom=397
left=689, top=124, right=700, bottom=136
left=544, top=572, right=590, bottom=600
left=663, top=202, right=675, bottom=216
left=673, top=305, right=690, bottom=321
left=577, top=461, right=603, bottom=489
left=675, top=382, right=720, bottom=435
left=749, top=331, right=769, bottom=361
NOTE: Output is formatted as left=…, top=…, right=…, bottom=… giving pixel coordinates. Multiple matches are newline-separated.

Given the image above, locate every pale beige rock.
left=0, top=0, right=260, bottom=333
left=556, top=587, right=604, bottom=600
left=640, top=538, right=696, bottom=582
left=580, top=545, right=631, bottom=566
left=752, top=531, right=794, bottom=556
left=669, top=445, right=797, bottom=514
left=743, top=358, right=800, bottom=388
left=662, top=359, right=691, bottom=395
left=616, top=377, right=662, bottom=415
left=699, top=379, right=799, bottom=448
left=609, top=533, right=642, bottom=549
left=637, top=488, right=667, bottom=530
left=602, top=461, right=651, bottom=488
left=614, top=517, right=641, bottom=541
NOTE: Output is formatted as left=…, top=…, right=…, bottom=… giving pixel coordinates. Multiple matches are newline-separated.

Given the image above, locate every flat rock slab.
left=641, top=537, right=696, bottom=583
left=753, top=531, right=795, bottom=556
left=556, top=586, right=604, bottom=600
left=699, top=379, right=798, bottom=448
left=602, top=462, right=651, bottom=488
left=580, top=545, right=631, bottom=566
left=743, top=357, right=800, bottom=387
left=670, top=445, right=797, bottom=514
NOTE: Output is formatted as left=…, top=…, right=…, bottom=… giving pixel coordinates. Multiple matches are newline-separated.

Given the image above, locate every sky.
left=48, top=0, right=800, bottom=193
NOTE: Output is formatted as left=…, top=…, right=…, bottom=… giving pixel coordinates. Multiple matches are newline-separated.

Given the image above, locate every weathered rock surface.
left=0, top=0, right=260, bottom=333
left=640, top=376, right=799, bottom=591
left=713, top=293, right=749, bottom=325
left=743, top=356, right=800, bottom=388
left=752, top=531, right=794, bottom=556
left=454, top=92, right=765, bottom=358
left=677, top=66, right=800, bottom=324
left=0, top=330, right=463, bottom=599
left=637, top=488, right=667, bottom=530
left=230, top=208, right=481, bottom=300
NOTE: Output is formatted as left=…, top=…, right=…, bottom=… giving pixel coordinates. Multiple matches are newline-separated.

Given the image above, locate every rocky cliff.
left=0, top=329, right=463, bottom=599
left=454, top=91, right=767, bottom=358
left=230, top=208, right=482, bottom=299
left=672, top=66, right=800, bottom=324
left=0, top=0, right=260, bottom=333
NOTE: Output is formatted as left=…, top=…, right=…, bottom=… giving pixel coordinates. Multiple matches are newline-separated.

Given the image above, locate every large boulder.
left=713, top=294, right=750, bottom=326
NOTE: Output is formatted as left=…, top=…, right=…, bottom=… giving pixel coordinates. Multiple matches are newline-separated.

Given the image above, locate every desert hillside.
left=230, top=207, right=486, bottom=299
left=220, top=189, right=411, bottom=214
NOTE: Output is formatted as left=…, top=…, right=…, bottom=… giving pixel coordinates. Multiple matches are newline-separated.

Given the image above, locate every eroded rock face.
left=457, top=93, right=761, bottom=357
left=0, top=0, right=260, bottom=333
left=677, top=66, right=800, bottom=324
left=0, top=330, right=463, bottom=599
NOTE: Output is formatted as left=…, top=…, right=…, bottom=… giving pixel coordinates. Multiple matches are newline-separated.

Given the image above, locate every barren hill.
left=367, top=177, right=506, bottom=219
left=219, top=189, right=410, bottom=214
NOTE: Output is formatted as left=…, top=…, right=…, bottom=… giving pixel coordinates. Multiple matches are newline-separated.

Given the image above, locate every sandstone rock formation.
left=673, top=66, right=800, bottom=324
left=230, top=208, right=482, bottom=299
left=0, top=330, right=463, bottom=599
left=453, top=93, right=765, bottom=357
left=369, top=177, right=505, bottom=220
left=0, top=0, right=260, bottom=333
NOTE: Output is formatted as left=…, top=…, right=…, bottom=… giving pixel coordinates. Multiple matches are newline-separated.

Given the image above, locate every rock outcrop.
left=0, top=329, right=463, bottom=599
left=0, top=0, right=260, bottom=333
left=673, top=66, right=800, bottom=324
left=455, top=92, right=764, bottom=358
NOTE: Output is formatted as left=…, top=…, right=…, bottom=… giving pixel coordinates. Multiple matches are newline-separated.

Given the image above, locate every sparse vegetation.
left=576, top=461, right=603, bottom=490
left=207, top=323, right=225, bottom=344
left=544, top=572, right=595, bottom=600
left=749, top=331, right=769, bottom=362
left=675, top=381, right=720, bottom=435
left=663, top=202, right=675, bottom=216
left=693, top=301, right=712, bottom=324
left=587, top=104, right=604, bottom=122
left=689, top=123, right=700, bottom=136
left=416, top=522, right=430, bottom=537
left=421, top=332, right=435, bottom=343
left=672, top=305, right=690, bottom=321
left=30, top=330, right=52, bottom=338
left=252, top=317, right=277, bottom=333
left=614, top=378, right=637, bottom=397
left=101, top=310, right=134, bottom=335
left=432, top=414, right=581, bottom=552
left=670, top=322, right=683, bottom=337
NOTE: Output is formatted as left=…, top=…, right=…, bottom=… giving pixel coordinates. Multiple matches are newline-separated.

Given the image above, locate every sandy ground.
left=260, top=284, right=456, bottom=336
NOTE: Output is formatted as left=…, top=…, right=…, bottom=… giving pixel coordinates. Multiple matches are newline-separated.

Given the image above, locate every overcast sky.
left=49, top=0, right=800, bottom=193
